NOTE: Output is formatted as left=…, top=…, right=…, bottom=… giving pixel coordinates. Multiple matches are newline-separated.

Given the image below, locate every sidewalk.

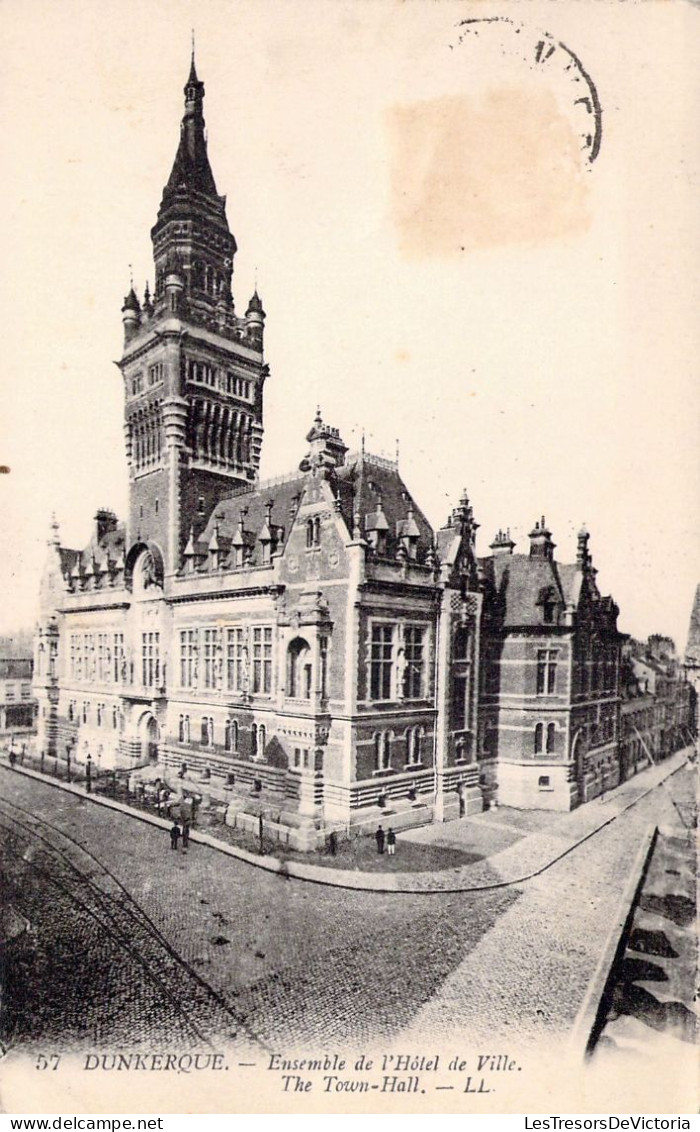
left=0, top=748, right=690, bottom=894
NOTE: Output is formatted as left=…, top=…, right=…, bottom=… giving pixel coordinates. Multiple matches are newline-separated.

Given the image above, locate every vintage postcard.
left=0, top=0, right=698, bottom=1118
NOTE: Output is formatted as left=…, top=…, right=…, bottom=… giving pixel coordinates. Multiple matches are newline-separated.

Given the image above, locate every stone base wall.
left=497, top=760, right=578, bottom=812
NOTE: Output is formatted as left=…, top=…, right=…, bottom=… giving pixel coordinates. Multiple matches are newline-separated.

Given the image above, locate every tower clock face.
left=452, top=17, right=602, bottom=164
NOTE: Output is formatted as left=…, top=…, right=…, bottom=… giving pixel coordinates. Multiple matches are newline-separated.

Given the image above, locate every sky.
left=0, top=0, right=698, bottom=650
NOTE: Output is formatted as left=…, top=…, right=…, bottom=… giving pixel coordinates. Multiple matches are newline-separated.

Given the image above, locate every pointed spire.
left=142, top=282, right=153, bottom=317
left=259, top=499, right=273, bottom=544
left=159, top=49, right=218, bottom=207
left=122, top=286, right=140, bottom=313
left=188, top=29, right=198, bottom=85
left=246, top=290, right=264, bottom=315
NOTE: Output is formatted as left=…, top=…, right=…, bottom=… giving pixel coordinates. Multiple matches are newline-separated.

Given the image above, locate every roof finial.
left=395, top=437, right=400, bottom=466
left=188, top=30, right=199, bottom=84
left=361, top=429, right=365, bottom=456
left=128, top=263, right=134, bottom=288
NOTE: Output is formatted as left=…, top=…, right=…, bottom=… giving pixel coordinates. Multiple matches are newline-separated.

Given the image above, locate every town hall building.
left=34, top=56, right=648, bottom=846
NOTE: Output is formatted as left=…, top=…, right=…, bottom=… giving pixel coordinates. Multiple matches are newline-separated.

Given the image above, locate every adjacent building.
left=0, top=657, right=36, bottom=738
left=478, top=523, right=623, bottom=810
left=619, top=634, right=696, bottom=778
left=683, top=585, right=700, bottom=734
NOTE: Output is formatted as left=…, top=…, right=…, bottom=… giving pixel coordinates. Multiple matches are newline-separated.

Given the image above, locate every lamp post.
left=85, top=753, right=92, bottom=794
left=66, top=740, right=72, bottom=783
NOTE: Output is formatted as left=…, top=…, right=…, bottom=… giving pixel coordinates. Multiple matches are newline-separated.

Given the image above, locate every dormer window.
left=539, top=587, right=558, bottom=624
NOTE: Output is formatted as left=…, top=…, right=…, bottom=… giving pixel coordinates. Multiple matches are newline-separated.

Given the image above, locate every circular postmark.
left=451, top=18, right=602, bottom=164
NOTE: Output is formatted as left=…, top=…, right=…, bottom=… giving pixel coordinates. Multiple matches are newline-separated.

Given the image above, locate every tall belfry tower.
left=118, top=52, right=267, bottom=575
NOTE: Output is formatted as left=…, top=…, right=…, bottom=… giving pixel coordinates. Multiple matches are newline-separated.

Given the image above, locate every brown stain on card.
left=387, top=87, right=590, bottom=257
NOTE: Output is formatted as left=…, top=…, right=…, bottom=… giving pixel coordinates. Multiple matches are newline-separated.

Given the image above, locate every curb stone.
left=0, top=753, right=688, bottom=895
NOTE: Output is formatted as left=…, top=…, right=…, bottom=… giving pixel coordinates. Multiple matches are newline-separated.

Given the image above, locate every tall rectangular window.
left=113, top=633, right=124, bottom=683
left=142, top=632, right=160, bottom=687
left=179, top=630, right=196, bottom=688
left=536, top=650, right=558, bottom=695
left=252, top=627, right=272, bottom=694
left=226, top=628, right=245, bottom=692
left=403, top=626, right=426, bottom=699
left=452, top=674, right=468, bottom=731
left=370, top=624, right=394, bottom=701
left=203, top=628, right=218, bottom=690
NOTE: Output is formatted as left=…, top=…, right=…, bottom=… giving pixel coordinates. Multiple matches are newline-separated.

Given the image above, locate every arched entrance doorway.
left=139, top=712, right=160, bottom=764
left=571, top=729, right=586, bottom=805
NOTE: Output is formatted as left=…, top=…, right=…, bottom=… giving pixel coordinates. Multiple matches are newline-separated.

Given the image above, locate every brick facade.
left=32, top=58, right=696, bottom=845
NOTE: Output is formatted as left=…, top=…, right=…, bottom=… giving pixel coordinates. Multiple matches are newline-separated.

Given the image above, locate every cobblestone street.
left=0, top=763, right=694, bottom=1058
left=0, top=769, right=517, bottom=1053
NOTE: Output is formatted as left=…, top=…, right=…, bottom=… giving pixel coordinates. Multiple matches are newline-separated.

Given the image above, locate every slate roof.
left=158, top=61, right=223, bottom=221
left=59, top=524, right=127, bottom=579
left=193, top=452, right=435, bottom=570
left=478, top=554, right=568, bottom=628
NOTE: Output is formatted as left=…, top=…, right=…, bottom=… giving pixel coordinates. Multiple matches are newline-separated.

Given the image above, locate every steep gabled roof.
left=337, top=453, right=434, bottom=562
left=479, top=553, right=566, bottom=628
left=192, top=451, right=436, bottom=570
left=194, top=475, right=307, bottom=568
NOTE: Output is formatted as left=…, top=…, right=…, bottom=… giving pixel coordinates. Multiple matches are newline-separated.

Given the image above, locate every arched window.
left=306, top=517, right=321, bottom=549
left=546, top=723, right=556, bottom=753
left=257, top=724, right=266, bottom=758
left=201, top=716, right=213, bottom=746
left=287, top=637, right=312, bottom=699
left=453, top=626, right=470, bottom=660
left=534, top=723, right=544, bottom=754
left=68, top=701, right=74, bottom=722
left=375, top=730, right=392, bottom=771
left=407, top=726, right=423, bottom=765
left=225, top=718, right=238, bottom=752
left=179, top=715, right=185, bottom=743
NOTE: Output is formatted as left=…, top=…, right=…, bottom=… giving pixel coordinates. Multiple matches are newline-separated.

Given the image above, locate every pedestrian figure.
left=181, top=822, right=190, bottom=851
left=328, top=830, right=337, bottom=856
left=8, top=749, right=16, bottom=769
left=387, top=828, right=396, bottom=856
left=169, top=822, right=181, bottom=851
left=375, top=825, right=385, bottom=854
